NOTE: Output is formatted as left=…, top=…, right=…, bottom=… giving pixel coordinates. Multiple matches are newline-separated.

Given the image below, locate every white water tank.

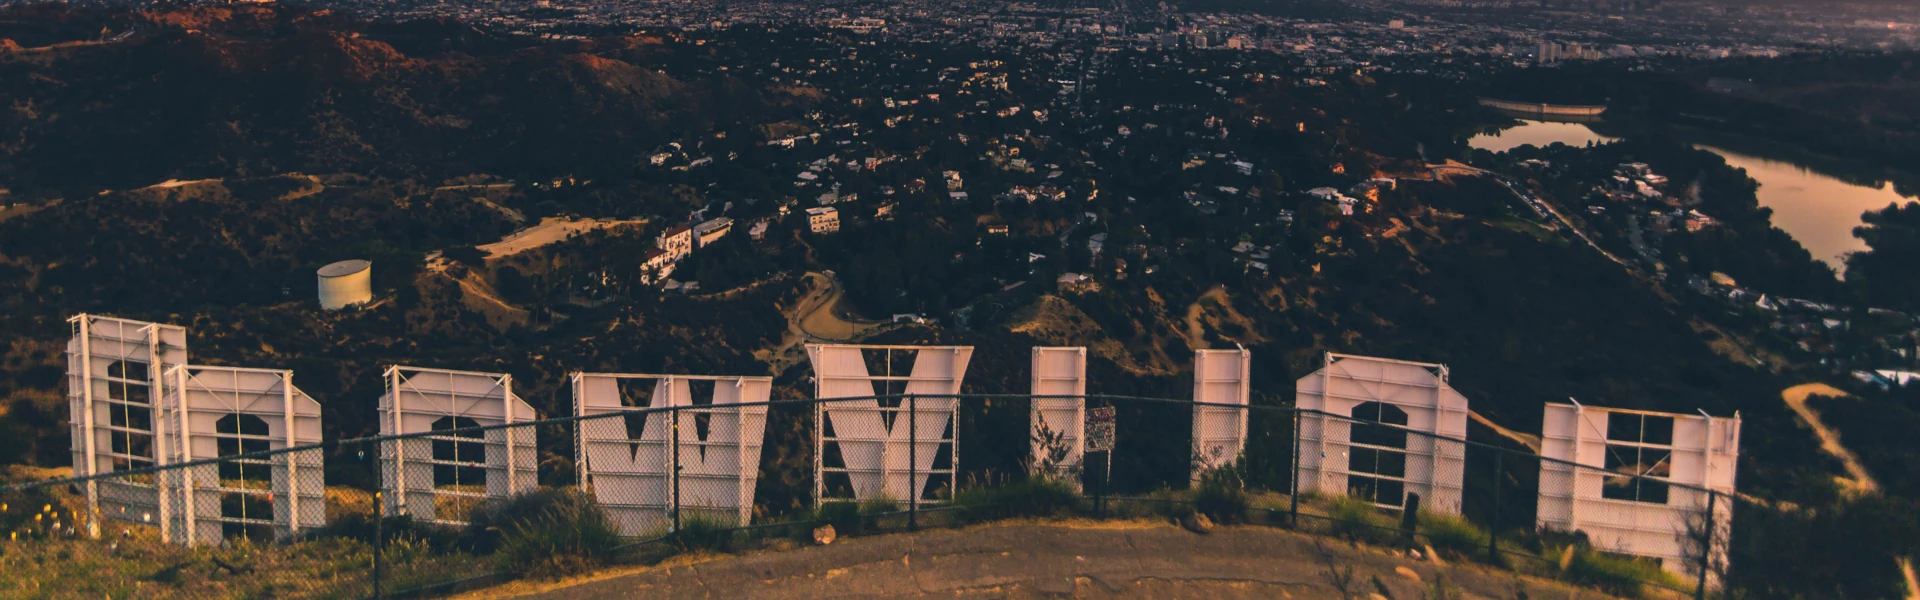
left=317, top=260, right=373, bottom=310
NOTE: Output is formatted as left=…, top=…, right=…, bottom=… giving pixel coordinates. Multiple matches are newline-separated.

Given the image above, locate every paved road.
left=495, top=521, right=1606, bottom=599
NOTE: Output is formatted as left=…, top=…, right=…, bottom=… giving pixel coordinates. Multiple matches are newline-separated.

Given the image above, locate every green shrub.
left=860, top=496, right=900, bottom=516
left=1192, top=467, right=1251, bottom=524
left=953, top=476, right=1079, bottom=521
left=468, top=487, right=593, bottom=553
left=1325, top=495, right=1393, bottom=543
left=673, top=515, right=735, bottom=554
left=1563, top=548, right=1680, bottom=598
left=488, top=489, right=621, bottom=580
left=1417, top=512, right=1487, bottom=558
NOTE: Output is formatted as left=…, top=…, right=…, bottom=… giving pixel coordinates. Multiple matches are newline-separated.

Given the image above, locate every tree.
left=1845, top=201, right=1920, bottom=311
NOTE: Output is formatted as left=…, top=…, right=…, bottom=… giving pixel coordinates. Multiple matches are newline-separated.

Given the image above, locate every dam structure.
left=1478, top=97, right=1608, bottom=118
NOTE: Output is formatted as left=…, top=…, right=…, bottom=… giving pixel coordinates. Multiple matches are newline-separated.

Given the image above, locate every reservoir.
left=1470, top=119, right=1917, bottom=268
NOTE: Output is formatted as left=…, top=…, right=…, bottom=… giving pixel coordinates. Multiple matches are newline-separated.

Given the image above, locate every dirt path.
left=1781, top=383, right=1879, bottom=495
left=477, top=521, right=1610, bottom=600
left=1903, top=557, right=1919, bottom=600
left=758, top=273, right=827, bottom=373
left=796, top=272, right=883, bottom=342
left=758, top=272, right=886, bottom=374
left=479, top=217, right=648, bottom=260
left=0, top=202, right=43, bottom=223
left=141, top=178, right=221, bottom=190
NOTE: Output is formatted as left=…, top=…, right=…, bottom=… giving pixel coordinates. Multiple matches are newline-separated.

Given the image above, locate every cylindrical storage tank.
left=317, top=260, right=373, bottom=310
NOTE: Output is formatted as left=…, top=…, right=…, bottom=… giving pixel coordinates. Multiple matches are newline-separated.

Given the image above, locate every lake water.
left=1467, top=120, right=1618, bottom=153
left=1470, top=119, right=1917, bottom=268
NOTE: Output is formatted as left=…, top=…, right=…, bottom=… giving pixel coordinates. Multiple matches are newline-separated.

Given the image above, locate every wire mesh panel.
left=576, top=381, right=672, bottom=536
left=162, top=365, right=325, bottom=546
left=1536, top=401, right=1739, bottom=587
left=1029, top=347, right=1087, bottom=488
left=676, top=381, right=769, bottom=527
left=380, top=366, right=537, bottom=526
left=810, top=344, right=972, bottom=505
left=1295, top=353, right=1470, bottom=514
left=67, top=314, right=190, bottom=536
left=574, top=373, right=772, bottom=536
left=1191, top=348, right=1251, bottom=482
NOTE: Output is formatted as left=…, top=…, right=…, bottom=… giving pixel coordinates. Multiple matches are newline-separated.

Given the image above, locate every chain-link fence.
left=2, top=394, right=1729, bottom=599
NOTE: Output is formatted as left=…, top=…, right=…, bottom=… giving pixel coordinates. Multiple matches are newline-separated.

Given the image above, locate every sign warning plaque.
left=1086, top=406, right=1116, bottom=452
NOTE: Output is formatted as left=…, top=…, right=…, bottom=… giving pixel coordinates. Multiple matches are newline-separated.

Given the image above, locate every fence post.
left=672, top=405, right=682, bottom=534
left=1098, top=398, right=1109, bottom=519
left=373, top=439, right=384, bottom=600
left=909, top=394, right=918, bottom=531
left=1488, top=451, right=1502, bottom=562
left=1696, top=489, right=1717, bottom=600
left=374, top=489, right=383, bottom=599
left=1288, top=409, right=1301, bottom=529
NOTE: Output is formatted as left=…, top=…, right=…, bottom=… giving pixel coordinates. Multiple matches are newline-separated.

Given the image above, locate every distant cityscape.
left=246, top=0, right=1920, bottom=67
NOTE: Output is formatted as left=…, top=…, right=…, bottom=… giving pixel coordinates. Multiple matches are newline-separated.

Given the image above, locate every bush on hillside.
left=952, top=475, right=1079, bottom=521
left=1417, top=511, right=1487, bottom=559
left=483, top=488, right=621, bottom=580
left=1325, top=494, right=1394, bottom=544
left=1564, top=548, right=1683, bottom=598
left=1192, top=465, right=1252, bottom=524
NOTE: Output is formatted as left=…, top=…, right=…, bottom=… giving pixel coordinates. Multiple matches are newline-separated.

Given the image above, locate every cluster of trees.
left=1845, top=201, right=1920, bottom=313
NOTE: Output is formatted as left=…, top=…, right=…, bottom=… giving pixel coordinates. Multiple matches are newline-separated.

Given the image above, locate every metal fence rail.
left=1, top=394, right=1729, bottom=599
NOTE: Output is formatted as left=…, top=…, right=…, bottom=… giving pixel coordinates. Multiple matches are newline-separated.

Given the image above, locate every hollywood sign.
left=66, top=314, right=1739, bottom=574
left=1538, top=401, right=1740, bottom=585
left=1296, top=353, right=1470, bottom=513
left=379, top=366, right=538, bottom=525
left=1030, top=347, right=1088, bottom=488
left=809, top=344, right=972, bottom=505
left=573, top=373, right=770, bottom=536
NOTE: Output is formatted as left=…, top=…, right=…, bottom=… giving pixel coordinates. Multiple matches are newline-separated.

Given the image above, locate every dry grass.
left=0, top=532, right=482, bottom=599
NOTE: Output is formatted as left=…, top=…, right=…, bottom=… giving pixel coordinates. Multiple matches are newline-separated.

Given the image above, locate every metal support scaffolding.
left=909, top=394, right=918, bottom=531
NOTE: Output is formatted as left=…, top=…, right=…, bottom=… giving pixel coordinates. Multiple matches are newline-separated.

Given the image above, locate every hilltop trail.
left=1781, top=383, right=1878, bottom=495
left=794, top=272, right=881, bottom=342
left=760, top=272, right=887, bottom=374
left=467, top=521, right=1608, bottom=600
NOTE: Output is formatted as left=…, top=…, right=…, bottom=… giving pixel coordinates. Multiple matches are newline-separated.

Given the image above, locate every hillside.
left=0, top=4, right=795, bottom=197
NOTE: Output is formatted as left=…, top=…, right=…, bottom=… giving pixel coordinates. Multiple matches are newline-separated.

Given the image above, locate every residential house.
left=1057, top=273, right=1098, bottom=294
left=658, top=225, right=693, bottom=262
left=694, top=217, right=734, bottom=248
left=807, top=207, right=840, bottom=234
